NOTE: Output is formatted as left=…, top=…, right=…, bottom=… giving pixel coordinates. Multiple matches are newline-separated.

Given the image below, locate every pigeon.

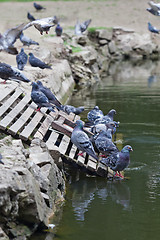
left=55, top=23, right=63, bottom=36
left=101, top=145, right=133, bottom=178
left=0, top=62, right=30, bottom=84
left=0, top=23, right=25, bottom=54
left=0, top=154, right=4, bottom=165
left=27, top=12, right=36, bottom=21
left=23, top=16, right=58, bottom=35
left=62, top=105, right=84, bottom=115
left=103, top=109, right=116, bottom=122
left=87, top=106, right=104, bottom=125
left=71, top=120, right=98, bottom=161
left=146, top=7, right=160, bottom=16
left=91, top=121, right=116, bottom=134
left=94, top=129, right=118, bottom=156
left=148, top=1, right=160, bottom=11
left=75, top=19, right=92, bottom=35
left=148, top=22, right=160, bottom=34
left=16, top=48, right=28, bottom=71
left=19, top=32, right=39, bottom=46
left=29, top=53, right=52, bottom=69
left=33, top=2, right=46, bottom=10
left=37, top=80, right=63, bottom=111
left=31, top=82, right=55, bottom=112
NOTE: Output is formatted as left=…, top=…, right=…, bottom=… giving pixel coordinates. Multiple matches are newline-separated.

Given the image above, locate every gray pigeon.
left=91, top=121, right=116, bottom=134
left=55, top=23, right=63, bottom=36
left=87, top=106, right=104, bottom=125
left=16, top=48, right=28, bottom=71
left=94, top=129, right=118, bottom=156
left=75, top=19, right=92, bottom=35
left=146, top=7, right=160, bottom=16
left=103, top=109, right=116, bottom=122
left=19, top=32, right=39, bottom=46
left=31, top=82, right=55, bottom=112
left=101, top=145, right=133, bottom=178
left=71, top=120, right=98, bottom=161
left=33, top=2, right=46, bottom=10
left=0, top=23, right=25, bottom=54
left=148, top=1, right=160, bottom=11
left=62, top=105, right=84, bottom=115
left=29, top=53, right=52, bottom=69
left=37, top=80, right=63, bottom=111
left=27, top=12, right=36, bottom=21
left=0, top=154, right=4, bottom=165
left=23, top=16, right=58, bottom=35
left=0, top=62, right=30, bottom=84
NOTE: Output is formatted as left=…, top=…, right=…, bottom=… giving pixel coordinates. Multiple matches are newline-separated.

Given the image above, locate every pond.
left=32, top=60, right=160, bottom=240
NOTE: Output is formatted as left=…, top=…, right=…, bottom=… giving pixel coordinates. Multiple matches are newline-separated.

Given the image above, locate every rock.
left=0, top=227, right=9, bottom=240
left=99, top=39, right=108, bottom=45
left=97, top=29, right=113, bottom=41
left=108, top=40, right=117, bottom=54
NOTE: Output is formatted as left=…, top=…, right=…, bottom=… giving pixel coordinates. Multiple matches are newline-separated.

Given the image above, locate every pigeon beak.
left=130, top=147, right=133, bottom=151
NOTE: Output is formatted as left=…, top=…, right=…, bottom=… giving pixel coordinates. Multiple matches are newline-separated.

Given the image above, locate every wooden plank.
left=96, top=161, right=108, bottom=177
left=58, top=135, right=70, bottom=155
left=8, top=102, right=37, bottom=135
left=69, top=144, right=77, bottom=159
left=87, top=160, right=97, bottom=172
left=77, top=155, right=86, bottom=166
left=0, top=93, right=31, bottom=130
left=0, top=88, right=23, bottom=117
left=45, top=131, right=60, bottom=150
left=19, top=108, right=48, bottom=141
left=34, top=114, right=53, bottom=140
left=0, top=84, right=17, bottom=102
left=51, top=121, right=72, bottom=137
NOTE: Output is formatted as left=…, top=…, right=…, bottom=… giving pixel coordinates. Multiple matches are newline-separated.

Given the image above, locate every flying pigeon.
left=16, top=48, right=28, bottom=71
left=62, top=105, right=84, bottom=115
left=31, top=82, right=55, bottom=112
left=146, top=7, right=160, bottom=16
left=37, top=80, right=63, bottom=111
left=0, top=154, right=4, bottom=165
left=94, top=129, right=118, bottom=156
left=19, top=32, right=39, bottom=46
left=33, top=2, right=46, bottom=10
left=0, top=62, right=30, bottom=84
left=27, top=12, right=36, bottom=21
left=23, top=16, right=58, bottom=35
left=148, top=22, right=160, bottom=34
left=103, top=109, right=117, bottom=122
left=148, top=1, right=160, bottom=11
left=29, top=53, right=52, bottom=69
left=87, top=106, right=104, bottom=125
left=55, top=23, right=63, bottom=36
left=75, top=19, right=92, bottom=35
left=71, top=120, right=98, bottom=161
left=0, top=23, right=25, bottom=54
left=101, top=145, right=133, bottom=178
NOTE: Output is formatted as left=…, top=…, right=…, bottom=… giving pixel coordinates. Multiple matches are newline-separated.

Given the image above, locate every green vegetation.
left=88, top=26, right=112, bottom=33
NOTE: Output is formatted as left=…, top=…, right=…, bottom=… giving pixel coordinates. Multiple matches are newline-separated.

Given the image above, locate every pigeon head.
left=94, top=106, right=100, bottom=110
left=37, top=80, right=43, bottom=86
left=105, top=121, right=116, bottom=129
left=31, top=82, right=39, bottom=90
left=108, top=109, right=116, bottom=116
left=75, top=120, right=84, bottom=128
left=29, top=53, right=34, bottom=57
left=121, top=145, right=133, bottom=153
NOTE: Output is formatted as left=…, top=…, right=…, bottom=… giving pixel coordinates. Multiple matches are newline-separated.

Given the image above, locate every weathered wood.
left=34, top=114, right=53, bottom=140
left=8, top=102, right=37, bottom=135
left=58, top=135, right=70, bottom=155
left=69, top=143, right=77, bottom=159
left=0, top=88, right=23, bottom=118
left=0, top=84, right=17, bottom=102
left=0, top=93, right=31, bottom=130
left=19, top=108, right=48, bottom=141
left=45, top=131, right=60, bottom=150
left=87, top=160, right=97, bottom=172
left=96, top=161, right=109, bottom=177
left=77, top=155, right=86, bottom=166
left=51, top=120, right=72, bottom=137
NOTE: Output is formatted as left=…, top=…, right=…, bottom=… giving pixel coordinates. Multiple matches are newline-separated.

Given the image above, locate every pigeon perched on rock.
left=27, top=12, right=36, bottom=21
left=75, top=19, right=92, bottom=35
left=23, top=16, right=58, bottom=35
left=148, top=22, right=160, bottom=34
left=31, top=82, right=55, bottom=112
left=29, top=53, right=52, bottom=69
left=87, top=106, right=104, bottom=125
left=0, top=154, right=4, bottom=165
left=71, top=120, right=98, bottom=161
left=0, top=23, right=25, bottom=54
left=19, top=32, right=39, bottom=46
left=101, top=145, right=133, bottom=178
left=33, top=2, right=46, bottom=10
left=55, top=23, right=63, bottom=36
left=94, top=129, right=118, bottom=156
left=16, top=48, right=28, bottom=71
left=0, top=62, right=30, bottom=84
left=62, top=105, right=84, bottom=115
left=37, top=80, right=63, bottom=111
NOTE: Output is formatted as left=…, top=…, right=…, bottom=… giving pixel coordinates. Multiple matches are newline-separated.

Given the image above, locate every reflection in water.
left=70, top=172, right=131, bottom=222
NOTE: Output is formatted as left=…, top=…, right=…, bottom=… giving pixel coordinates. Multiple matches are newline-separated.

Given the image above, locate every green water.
left=31, top=61, right=160, bottom=240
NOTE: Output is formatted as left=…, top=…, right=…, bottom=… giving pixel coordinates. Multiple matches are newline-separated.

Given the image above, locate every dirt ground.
left=0, top=0, right=160, bottom=64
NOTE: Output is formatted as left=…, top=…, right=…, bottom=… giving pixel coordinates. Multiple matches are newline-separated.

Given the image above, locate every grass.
left=88, top=26, right=112, bottom=33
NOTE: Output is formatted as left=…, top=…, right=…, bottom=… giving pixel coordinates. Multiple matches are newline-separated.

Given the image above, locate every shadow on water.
left=31, top=59, right=160, bottom=240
